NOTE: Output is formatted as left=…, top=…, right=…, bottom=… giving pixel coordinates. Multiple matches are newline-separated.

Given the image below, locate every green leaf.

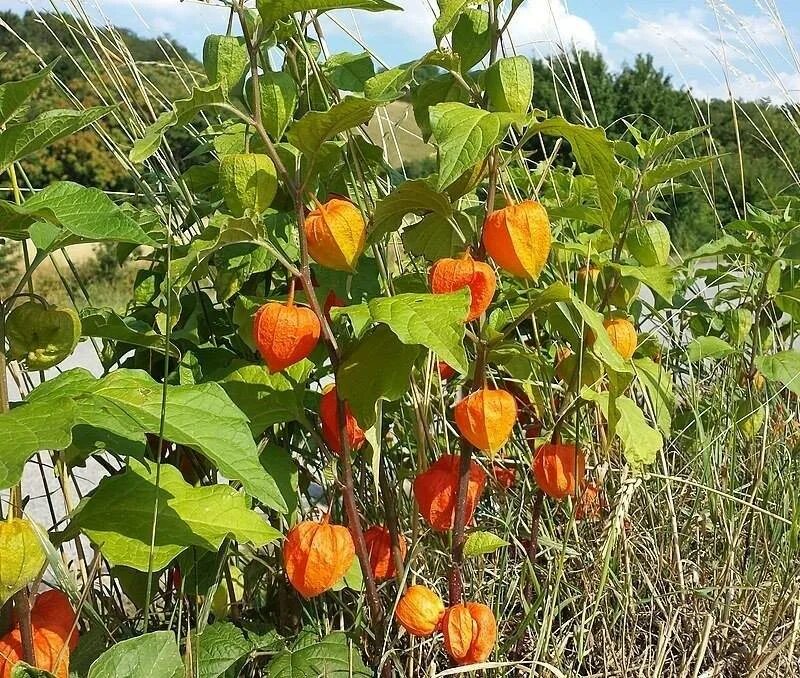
left=430, top=102, right=524, bottom=190
left=527, top=117, right=619, bottom=230
left=0, top=398, right=76, bottom=490
left=27, top=369, right=286, bottom=511
left=686, top=336, right=735, bottom=363
left=203, top=35, right=249, bottom=98
left=756, top=350, right=800, bottom=395
left=80, top=307, right=178, bottom=357
left=433, top=0, right=471, bottom=43
left=571, top=297, right=632, bottom=374
left=463, top=530, right=509, bottom=558
left=191, top=622, right=253, bottom=678
left=62, top=460, right=281, bottom=571
left=0, top=106, right=112, bottom=171
left=0, top=181, right=158, bottom=248
left=10, top=664, right=55, bottom=678
left=364, top=64, right=415, bottom=99
left=485, top=56, right=533, bottom=115
left=614, top=396, right=663, bottom=468
left=611, top=263, right=674, bottom=303
left=633, top=357, right=673, bottom=436
left=0, top=61, right=54, bottom=125
left=131, top=83, right=227, bottom=163
left=254, top=71, right=298, bottom=140
left=451, top=9, right=490, bottom=71
left=258, top=0, right=400, bottom=25
left=338, top=324, right=422, bottom=428
left=402, top=212, right=470, bottom=260
left=324, top=52, right=375, bottom=92
left=287, top=96, right=379, bottom=157
left=642, top=156, right=715, bottom=190
left=212, top=360, right=312, bottom=437
left=87, top=631, right=184, bottom=678
left=372, top=178, right=452, bottom=241
left=219, top=154, right=278, bottom=217
left=259, top=445, right=300, bottom=517
left=266, top=632, right=371, bottom=678
left=0, top=517, right=46, bottom=605
left=368, top=291, right=470, bottom=373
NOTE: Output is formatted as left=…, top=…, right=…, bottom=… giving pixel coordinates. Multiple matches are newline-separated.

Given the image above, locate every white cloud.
left=507, top=0, right=598, bottom=56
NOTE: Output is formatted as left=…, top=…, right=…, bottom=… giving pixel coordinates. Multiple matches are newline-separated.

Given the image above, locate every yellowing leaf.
left=0, top=517, right=46, bottom=604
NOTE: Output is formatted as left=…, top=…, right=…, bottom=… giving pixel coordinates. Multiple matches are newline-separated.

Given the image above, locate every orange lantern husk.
left=253, top=300, right=320, bottom=373
left=442, top=602, right=497, bottom=665
left=304, top=198, right=366, bottom=272
left=429, top=252, right=496, bottom=322
left=490, top=463, right=516, bottom=490
left=532, top=443, right=586, bottom=499
left=319, top=385, right=366, bottom=455
left=22, top=590, right=79, bottom=652
left=363, top=525, right=407, bottom=581
left=603, top=317, right=637, bottom=360
left=413, top=455, right=486, bottom=531
left=395, top=585, right=445, bottom=637
left=0, top=627, right=69, bottom=678
left=482, top=200, right=552, bottom=279
left=454, top=388, right=518, bottom=454
left=282, top=515, right=355, bottom=598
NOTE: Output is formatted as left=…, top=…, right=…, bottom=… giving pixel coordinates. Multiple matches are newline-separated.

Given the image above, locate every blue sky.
left=1, top=0, right=798, bottom=102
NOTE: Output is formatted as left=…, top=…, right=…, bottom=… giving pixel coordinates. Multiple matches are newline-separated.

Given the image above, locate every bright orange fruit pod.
left=319, top=385, right=366, bottom=455
left=490, top=463, right=516, bottom=490
left=602, top=317, right=637, bottom=360
left=413, top=455, right=486, bottom=531
left=454, top=388, right=518, bottom=455
left=482, top=200, right=552, bottom=279
left=442, top=602, right=497, bottom=665
left=304, top=198, right=366, bottom=272
left=532, top=443, right=586, bottom=499
left=0, top=627, right=69, bottom=678
left=429, top=251, right=497, bottom=322
left=253, top=301, right=321, bottom=372
left=363, top=525, right=407, bottom=582
left=12, top=589, right=79, bottom=652
left=395, top=585, right=445, bottom=637
left=282, top=515, right=355, bottom=598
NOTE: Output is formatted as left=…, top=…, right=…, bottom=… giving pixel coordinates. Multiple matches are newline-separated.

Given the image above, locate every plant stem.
left=378, top=453, right=406, bottom=584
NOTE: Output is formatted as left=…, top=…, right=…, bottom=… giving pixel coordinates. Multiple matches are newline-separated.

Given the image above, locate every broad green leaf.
left=0, top=181, right=158, bottom=248
left=338, top=324, right=422, bottom=427
left=756, top=350, right=800, bottom=395
left=324, top=52, right=375, bottom=92
left=463, top=530, right=509, bottom=558
left=0, top=61, right=54, bottom=125
left=258, top=0, right=400, bottom=25
left=528, top=117, right=619, bottom=230
left=369, top=291, right=470, bottom=373
left=686, top=336, right=735, bottom=362
left=451, top=9, right=490, bottom=71
left=614, top=396, right=663, bottom=468
left=212, top=360, right=312, bottom=436
left=642, top=156, right=715, bottom=190
left=266, top=632, right=371, bottom=678
left=191, top=622, right=253, bottom=678
left=627, top=220, right=670, bottom=266
left=0, top=517, right=46, bottom=605
left=485, top=55, right=533, bottom=115
left=287, top=96, right=379, bottom=157
left=413, top=74, right=471, bottom=141
left=80, top=307, right=178, bottom=357
left=433, top=0, right=471, bottom=43
left=364, top=64, right=415, bottom=99
left=430, top=102, right=524, bottom=190
left=62, top=460, right=281, bottom=571
left=493, top=282, right=572, bottom=331
left=633, top=357, right=673, bottom=435
left=88, top=631, right=184, bottom=678
left=131, top=83, right=227, bottom=163
left=0, top=106, right=112, bottom=171
left=611, top=263, right=674, bottom=303
left=0, top=398, right=76, bottom=490
left=254, top=71, right=298, bottom=139
left=27, top=369, right=286, bottom=510
left=259, top=445, right=300, bottom=516
left=571, top=297, right=632, bottom=374
left=203, top=35, right=249, bottom=98
left=372, top=178, right=452, bottom=241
